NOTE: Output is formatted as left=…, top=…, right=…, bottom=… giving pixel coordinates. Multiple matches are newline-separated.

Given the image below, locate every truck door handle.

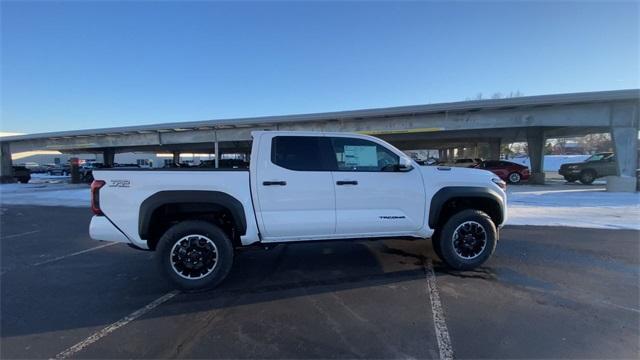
left=263, top=181, right=287, bottom=186
left=336, top=180, right=358, bottom=185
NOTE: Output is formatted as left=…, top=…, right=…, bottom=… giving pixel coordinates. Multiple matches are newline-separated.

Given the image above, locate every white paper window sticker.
left=343, top=145, right=378, bottom=167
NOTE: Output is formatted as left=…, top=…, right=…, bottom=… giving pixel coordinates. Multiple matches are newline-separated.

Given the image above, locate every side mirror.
left=398, top=157, right=414, bottom=172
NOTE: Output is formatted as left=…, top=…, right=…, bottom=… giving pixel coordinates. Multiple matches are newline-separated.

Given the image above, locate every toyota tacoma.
left=89, top=131, right=507, bottom=290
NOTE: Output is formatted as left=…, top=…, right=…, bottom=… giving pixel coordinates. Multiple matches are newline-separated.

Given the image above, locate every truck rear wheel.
left=156, top=220, right=234, bottom=291
left=436, top=209, right=497, bottom=270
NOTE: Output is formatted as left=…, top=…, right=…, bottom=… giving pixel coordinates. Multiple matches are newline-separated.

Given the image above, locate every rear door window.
left=271, top=136, right=334, bottom=171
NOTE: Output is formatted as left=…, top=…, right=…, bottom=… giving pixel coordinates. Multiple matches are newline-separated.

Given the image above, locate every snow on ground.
left=1, top=181, right=638, bottom=230
left=508, top=155, right=590, bottom=171
left=0, top=183, right=89, bottom=207
left=28, top=173, right=72, bottom=185
left=507, top=184, right=639, bottom=230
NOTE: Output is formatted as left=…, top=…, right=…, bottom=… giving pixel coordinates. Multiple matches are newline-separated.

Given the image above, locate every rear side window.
left=330, top=137, right=399, bottom=172
left=271, top=136, right=333, bottom=171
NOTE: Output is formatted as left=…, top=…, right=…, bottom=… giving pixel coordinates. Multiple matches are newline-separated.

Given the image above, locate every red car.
left=475, top=160, right=530, bottom=184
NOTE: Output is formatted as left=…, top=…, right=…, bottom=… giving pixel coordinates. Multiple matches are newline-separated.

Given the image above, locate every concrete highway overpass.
left=1, top=89, right=638, bottom=190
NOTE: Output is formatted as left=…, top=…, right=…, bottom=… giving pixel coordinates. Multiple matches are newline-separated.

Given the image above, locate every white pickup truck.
left=90, top=131, right=507, bottom=290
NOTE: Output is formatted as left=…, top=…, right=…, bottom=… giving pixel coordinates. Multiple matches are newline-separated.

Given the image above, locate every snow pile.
left=29, top=173, right=71, bottom=184
left=507, top=185, right=640, bottom=230
left=0, top=183, right=89, bottom=207
left=508, top=155, right=590, bottom=171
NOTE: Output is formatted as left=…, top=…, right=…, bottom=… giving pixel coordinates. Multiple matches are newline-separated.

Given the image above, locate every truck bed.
left=92, top=169, right=258, bottom=249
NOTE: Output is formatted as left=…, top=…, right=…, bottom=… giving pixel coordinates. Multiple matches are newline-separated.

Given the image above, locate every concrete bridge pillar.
left=472, top=143, right=479, bottom=158
left=527, top=128, right=545, bottom=184
left=103, top=149, right=115, bottom=167
left=488, top=140, right=501, bottom=160
left=214, top=141, right=219, bottom=168
left=447, top=148, right=455, bottom=161
left=438, top=149, right=447, bottom=161
left=172, top=151, right=180, bottom=165
left=608, top=103, right=638, bottom=192
left=0, top=142, right=15, bottom=183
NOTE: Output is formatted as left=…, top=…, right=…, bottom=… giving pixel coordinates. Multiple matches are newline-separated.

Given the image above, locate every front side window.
left=330, top=137, right=399, bottom=172
left=271, top=136, right=332, bottom=171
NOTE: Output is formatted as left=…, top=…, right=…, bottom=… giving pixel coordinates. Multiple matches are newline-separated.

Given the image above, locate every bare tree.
left=465, top=91, right=523, bottom=101
left=579, top=133, right=612, bottom=153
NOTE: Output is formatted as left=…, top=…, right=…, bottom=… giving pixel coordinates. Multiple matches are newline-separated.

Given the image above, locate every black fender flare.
left=139, top=190, right=247, bottom=239
left=428, top=186, right=505, bottom=228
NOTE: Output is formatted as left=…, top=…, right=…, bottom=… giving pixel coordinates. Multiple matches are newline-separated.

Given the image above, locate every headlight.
left=492, top=177, right=507, bottom=190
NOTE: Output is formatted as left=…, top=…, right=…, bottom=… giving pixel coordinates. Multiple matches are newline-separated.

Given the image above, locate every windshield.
left=585, top=153, right=611, bottom=162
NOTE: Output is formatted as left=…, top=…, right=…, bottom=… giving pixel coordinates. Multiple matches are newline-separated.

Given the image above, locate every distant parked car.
left=113, top=163, right=141, bottom=168
left=558, top=152, right=617, bottom=184
left=47, top=164, right=70, bottom=176
left=12, top=165, right=31, bottom=183
left=476, top=160, right=530, bottom=184
left=452, top=158, right=482, bottom=168
left=198, top=159, right=250, bottom=169
left=18, top=162, right=50, bottom=173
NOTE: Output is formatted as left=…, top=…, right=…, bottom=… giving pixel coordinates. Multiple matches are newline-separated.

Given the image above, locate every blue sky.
left=1, top=1, right=638, bottom=134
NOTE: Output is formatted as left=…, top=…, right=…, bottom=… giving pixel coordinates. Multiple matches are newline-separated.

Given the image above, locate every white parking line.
left=1, top=230, right=40, bottom=239
left=425, top=258, right=454, bottom=360
left=33, top=242, right=118, bottom=266
left=55, top=290, right=180, bottom=359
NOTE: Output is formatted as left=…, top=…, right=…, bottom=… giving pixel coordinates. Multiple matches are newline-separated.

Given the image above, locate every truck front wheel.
left=156, top=220, right=234, bottom=291
left=436, top=209, right=497, bottom=270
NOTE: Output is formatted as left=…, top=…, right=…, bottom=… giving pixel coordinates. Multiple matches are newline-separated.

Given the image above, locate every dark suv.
left=559, top=152, right=617, bottom=184
left=12, top=166, right=31, bottom=183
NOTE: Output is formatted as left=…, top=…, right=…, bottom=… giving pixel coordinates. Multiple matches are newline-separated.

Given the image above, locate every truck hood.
left=418, top=165, right=500, bottom=187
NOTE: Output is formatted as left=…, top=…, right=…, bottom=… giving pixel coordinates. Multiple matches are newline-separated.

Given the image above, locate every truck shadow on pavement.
left=2, top=239, right=433, bottom=339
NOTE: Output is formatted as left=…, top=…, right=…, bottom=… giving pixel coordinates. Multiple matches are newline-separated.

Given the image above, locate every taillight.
left=91, top=180, right=106, bottom=215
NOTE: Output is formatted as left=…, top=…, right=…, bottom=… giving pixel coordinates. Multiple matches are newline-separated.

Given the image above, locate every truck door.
left=255, top=134, right=336, bottom=240
left=328, top=136, right=426, bottom=236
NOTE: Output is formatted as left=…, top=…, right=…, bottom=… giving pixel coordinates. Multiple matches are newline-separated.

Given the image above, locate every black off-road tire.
left=437, top=209, right=497, bottom=270
left=564, top=176, right=577, bottom=183
left=579, top=169, right=597, bottom=185
left=156, top=220, right=234, bottom=292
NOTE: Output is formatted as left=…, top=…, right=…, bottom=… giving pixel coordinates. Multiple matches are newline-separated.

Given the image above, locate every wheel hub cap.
left=170, top=235, right=218, bottom=279
left=452, top=221, right=487, bottom=260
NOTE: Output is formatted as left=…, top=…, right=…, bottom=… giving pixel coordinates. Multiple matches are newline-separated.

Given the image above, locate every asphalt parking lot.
left=1, top=205, right=639, bottom=359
